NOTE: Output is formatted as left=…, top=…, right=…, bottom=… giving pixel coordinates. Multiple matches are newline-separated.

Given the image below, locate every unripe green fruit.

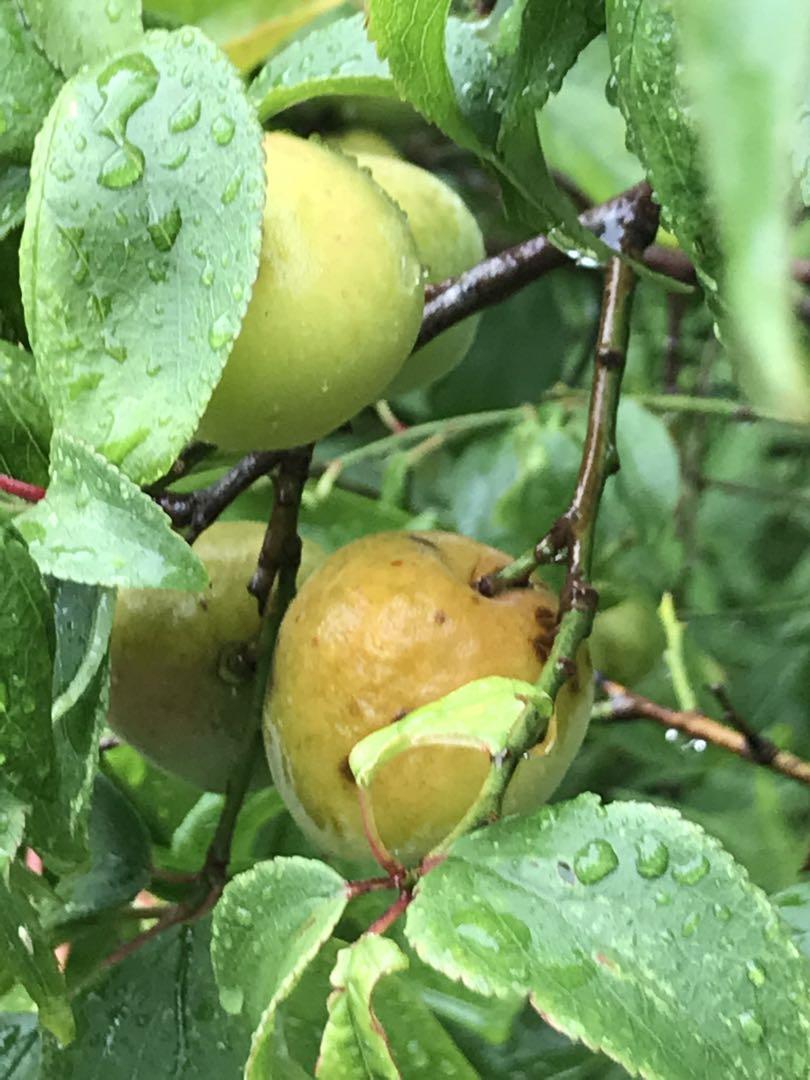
left=198, top=132, right=424, bottom=451
left=325, top=128, right=400, bottom=159
left=264, top=531, right=592, bottom=865
left=589, top=595, right=666, bottom=686
left=108, top=521, right=322, bottom=792
left=354, top=154, right=485, bottom=395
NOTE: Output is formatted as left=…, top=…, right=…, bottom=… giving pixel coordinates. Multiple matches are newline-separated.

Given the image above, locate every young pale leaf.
left=0, top=877, right=73, bottom=1043
left=607, top=0, right=723, bottom=278
left=0, top=165, right=29, bottom=241
left=0, top=342, right=51, bottom=493
left=248, top=935, right=478, bottom=1079
left=773, top=883, right=810, bottom=960
left=349, top=677, right=546, bottom=789
left=0, top=525, right=56, bottom=811
left=17, top=433, right=206, bottom=590
left=249, top=11, right=397, bottom=123
left=52, top=775, right=150, bottom=925
left=28, top=657, right=109, bottom=871
left=0, top=1012, right=40, bottom=1079
left=675, top=0, right=810, bottom=421
left=20, top=28, right=265, bottom=484
left=18, top=0, right=143, bottom=76
left=212, top=857, right=348, bottom=1023
left=0, top=1, right=62, bottom=163
left=317, top=936, right=408, bottom=1079
left=40, top=920, right=252, bottom=1077
left=406, top=795, right=810, bottom=1079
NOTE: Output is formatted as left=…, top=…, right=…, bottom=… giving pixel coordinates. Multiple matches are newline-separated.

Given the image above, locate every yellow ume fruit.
left=198, top=132, right=424, bottom=451
left=264, top=531, right=592, bottom=865
left=354, top=153, right=485, bottom=396
left=109, top=521, right=321, bottom=792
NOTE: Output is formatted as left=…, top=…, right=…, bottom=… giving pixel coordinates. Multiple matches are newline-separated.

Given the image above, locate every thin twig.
left=0, top=474, right=46, bottom=502
left=143, top=441, right=215, bottom=496
left=155, top=450, right=282, bottom=543
left=249, top=445, right=313, bottom=613
left=708, top=683, right=779, bottom=766
left=597, top=679, right=810, bottom=787
left=430, top=190, right=659, bottom=851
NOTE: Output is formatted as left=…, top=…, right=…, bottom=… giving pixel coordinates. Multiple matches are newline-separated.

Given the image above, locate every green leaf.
left=497, top=0, right=608, bottom=258
left=350, top=676, right=545, bottom=789
left=773, top=883, right=810, bottom=960
left=317, top=936, right=408, bottom=1079
left=40, top=920, right=252, bottom=1077
left=20, top=27, right=265, bottom=484
left=53, top=774, right=150, bottom=925
left=368, top=0, right=479, bottom=150
left=0, top=875, right=73, bottom=1043
left=0, top=1012, right=40, bottom=1079
left=19, top=0, right=143, bottom=76
left=675, top=0, right=810, bottom=421
left=212, top=857, right=348, bottom=1024
left=406, top=795, right=810, bottom=1079
left=0, top=791, right=26, bottom=871
left=538, top=36, right=642, bottom=204
left=249, top=11, right=397, bottom=123
left=51, top=581, right=114, bottom=722
left=0, top=0, right=62, bottom=164
left=170, top=786, right=286, bottom=874
left=0, top=165, right=29, bottom=242
left=0, top=524, right=56, bottom=811
left=608, top=0, right=726, bottom=280
left=0, top=341, right=51, bottom=493
left=612, top=399, right=680, bottom=517
left=28, top=657, right=109, bottom=871
left=17, top=433, right=206, bottom=590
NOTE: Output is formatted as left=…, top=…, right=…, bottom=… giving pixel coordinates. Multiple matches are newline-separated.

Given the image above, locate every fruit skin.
left=325, top=128, right=400, bottom=159
left=589, top=595, right=665, bottom=686
left=354, top=153, right=485, bottom=396
left=198, top=132, right=424, bottom=451
left=109, top=521, right=322, bottom=792
left=264, top=531, right=592, bottom=865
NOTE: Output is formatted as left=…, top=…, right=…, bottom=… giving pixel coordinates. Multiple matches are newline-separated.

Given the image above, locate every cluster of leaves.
left=0, top=0, right=809, bottom=1077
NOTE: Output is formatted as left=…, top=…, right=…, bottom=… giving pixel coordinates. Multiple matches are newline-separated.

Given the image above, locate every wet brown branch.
left=597, top=679, right=810, bottom=787
left=154, top=450, right=282, bottom=543
left=479, top=184, right=660, bottom=596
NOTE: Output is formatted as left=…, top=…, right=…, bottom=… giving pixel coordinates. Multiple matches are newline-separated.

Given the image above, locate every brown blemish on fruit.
left=390, top=559, right=403, bottom=566
left=434, top=610, right=447, bottom=625
left=338, top=757, right=355, bottom=785
left=390, top=708, right=408, bottom=725
left=311, top=635, right=319, bottom=647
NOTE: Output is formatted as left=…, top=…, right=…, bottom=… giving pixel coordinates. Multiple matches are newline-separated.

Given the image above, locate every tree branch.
left=103, top=447, right=313, bottom=970
left=596, top=679, right=810, bottom=787
left=155, top=450, right=282, bottom=543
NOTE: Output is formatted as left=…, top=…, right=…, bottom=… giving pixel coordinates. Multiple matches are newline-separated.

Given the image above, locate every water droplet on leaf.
left=635, top=837, right=669, bottom=879
left=574, top=839, right=618, bottom=885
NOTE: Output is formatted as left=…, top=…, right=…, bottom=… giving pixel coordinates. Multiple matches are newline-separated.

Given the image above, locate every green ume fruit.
left=109, top=521, right=322, bottom=792
left=198, top=132, right=424, bottom=451
left=354, top=153, right=485, bottom=395
left=589, top=595, right=666, bottom=686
